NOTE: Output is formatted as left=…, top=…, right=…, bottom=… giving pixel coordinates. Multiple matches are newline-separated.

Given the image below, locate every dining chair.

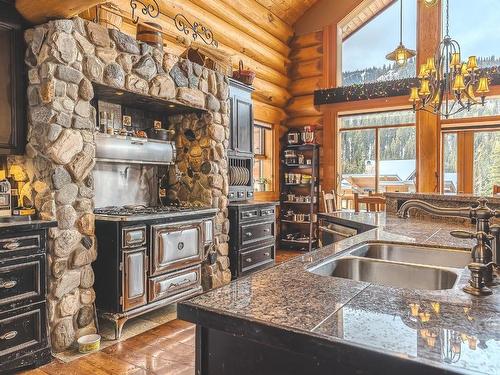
left=322, top=190, right=337, bottom=213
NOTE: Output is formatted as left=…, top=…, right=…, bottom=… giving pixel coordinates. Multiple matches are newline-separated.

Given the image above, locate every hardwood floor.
left=276, top=249, right=303, bottom=264
left=20, top=320, right=195, bottom=375
left=18, top=252, right=300, bottom=375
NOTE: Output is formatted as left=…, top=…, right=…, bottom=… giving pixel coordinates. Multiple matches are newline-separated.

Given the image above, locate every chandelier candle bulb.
left=425, top=57, right=436, bottom=73
left=419, top=80, right=431, bottom=96
left=432, top=90, right=441, bottom=104
left=476, top=76, right=490, bottom=94
left=409, top=87, right=420, bottom=102
left=418, top=64, right=429, bottom=78
left=450, top=52, right=461, bottom=68
left=467, top=56, right=478, bottom=71
left=452, top=74, right=466, bottom=91
left=460, top=63, right=469, bottom=77
left=466, top=85, right=476, bottom=100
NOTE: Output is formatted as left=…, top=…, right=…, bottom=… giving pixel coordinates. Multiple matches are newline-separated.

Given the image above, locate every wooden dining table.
left=353, top=192, right=386, bottom=212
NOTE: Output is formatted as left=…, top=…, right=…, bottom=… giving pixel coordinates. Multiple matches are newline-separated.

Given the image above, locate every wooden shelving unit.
left=279, top=143, right=320, bottom=252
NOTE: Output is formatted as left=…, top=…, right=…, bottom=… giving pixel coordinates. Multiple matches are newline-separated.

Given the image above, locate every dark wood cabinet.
left=228, top=202, right=277, bottom=279
left=0, top=222, right=55, bottom=372
left=0, top=0, right=26, bottom=155
left=228, top=79, right=254, bottom=156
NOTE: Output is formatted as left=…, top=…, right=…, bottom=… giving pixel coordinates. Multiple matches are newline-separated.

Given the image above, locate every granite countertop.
left=179, top=212, right=500, bottom=375
left=227, top=200, right=280, bottom=207
left=0, top=217, right=57, bottom=231
left=385, top=192, right=500, bottom=205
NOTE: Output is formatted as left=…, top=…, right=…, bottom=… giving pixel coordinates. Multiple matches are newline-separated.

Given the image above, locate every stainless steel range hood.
left=95, top=133, right=176, bottom=165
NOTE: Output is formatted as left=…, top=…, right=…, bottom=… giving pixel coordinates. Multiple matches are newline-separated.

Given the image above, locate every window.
left=445, top=0, right=500, bottom=69
left=253, top=123, right=274, bottom=192
left=442, top=133, right=457, bottom=193
left=474, top=131, right=500, bottom=196
left=341, top=0, right=417, bottom=86
left=339, top=110, right=416, bottom=198
left=441, top=130, right=500, bottom=196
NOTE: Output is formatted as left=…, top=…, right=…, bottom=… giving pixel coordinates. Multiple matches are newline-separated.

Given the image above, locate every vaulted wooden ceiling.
left=16, top=0, right=321, bottom=26
left=254, top=0, right=320, bottom=25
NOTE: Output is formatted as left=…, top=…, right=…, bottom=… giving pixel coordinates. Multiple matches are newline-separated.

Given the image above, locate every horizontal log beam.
left=16, top=0, right=105, bottom=23
left=290, top=30, right=323, bottom=50
left=290, top=76, right=322, bottom=97
left=217, top=0, right=293, bottom=43
left=290, top=44, right=323, bottom=62
left=152, top=0, right=289, bottom=74
left=188, top=0, right=289, bottom=56
left=286, top=116, right=323, bottom=128
left=290, top=58, right=322, bottom=80
left=253, top=78, right=291, bottom=108
left=286, top=95, right=321, bottom=116
left=254, top=100, right=287, bottom=123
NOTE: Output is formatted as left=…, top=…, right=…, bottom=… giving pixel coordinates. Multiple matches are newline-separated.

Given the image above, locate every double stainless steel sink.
left=308, top=242, right=470, bottom=291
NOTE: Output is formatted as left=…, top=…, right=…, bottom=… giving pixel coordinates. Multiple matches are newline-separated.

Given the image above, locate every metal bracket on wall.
left=130, top=0, right=160, bottom=24
left=173, top=13, right=219, bottom=48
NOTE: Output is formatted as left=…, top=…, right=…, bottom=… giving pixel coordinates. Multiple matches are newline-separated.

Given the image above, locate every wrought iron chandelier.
left=386, top=0, right=416, bottom=67
left=409, top=0, right=490, bottom=118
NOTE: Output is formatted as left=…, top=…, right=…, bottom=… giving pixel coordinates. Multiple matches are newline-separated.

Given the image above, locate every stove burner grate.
left=94, top=205, right=196, bottom=217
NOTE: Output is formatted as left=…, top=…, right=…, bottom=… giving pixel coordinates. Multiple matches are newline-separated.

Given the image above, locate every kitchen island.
left=178, top=212, right=500, bottom=375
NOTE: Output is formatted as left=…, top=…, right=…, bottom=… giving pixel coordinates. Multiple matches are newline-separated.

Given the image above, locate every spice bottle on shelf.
left=99, top=111, right=107, bottom=133
left=107, top=112, right=115, bottom=135
left=0, top=171, right=11, bottom=217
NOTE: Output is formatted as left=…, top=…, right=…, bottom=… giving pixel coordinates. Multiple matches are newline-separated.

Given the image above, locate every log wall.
left=16, top=0, right=292, bottom=125
left=285, top=30, right=325, bottom=186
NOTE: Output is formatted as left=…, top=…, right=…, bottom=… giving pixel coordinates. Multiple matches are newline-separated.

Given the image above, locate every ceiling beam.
left=16, top=0, right=106, bottom=24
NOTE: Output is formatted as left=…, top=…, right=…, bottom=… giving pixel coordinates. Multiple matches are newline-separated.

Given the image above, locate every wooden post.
left=321, top=24, right=338, bottom=193
left=416, top=0, right=441, bottom=192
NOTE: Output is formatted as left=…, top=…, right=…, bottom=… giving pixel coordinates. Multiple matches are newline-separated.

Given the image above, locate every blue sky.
left=342, top=0, right=500, bottom=72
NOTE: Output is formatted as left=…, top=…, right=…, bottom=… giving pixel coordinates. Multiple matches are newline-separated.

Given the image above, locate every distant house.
left=342, top=159, right=416, bottom=192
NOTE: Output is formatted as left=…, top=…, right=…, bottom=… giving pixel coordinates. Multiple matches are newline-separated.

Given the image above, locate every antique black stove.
left=94, top=205, right=216, bottom=339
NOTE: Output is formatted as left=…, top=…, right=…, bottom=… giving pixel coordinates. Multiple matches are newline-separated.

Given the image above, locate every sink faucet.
left=397, top=198, right=500, bottom=296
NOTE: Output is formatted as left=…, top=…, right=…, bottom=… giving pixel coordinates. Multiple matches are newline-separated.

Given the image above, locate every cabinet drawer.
left=122, top=226, right=146, bottom=249
left=148, top=265, right=201, bottom=303
left=260, top=207, right=276, bottom=218
left=0, top=303, right=47, bottom=362
left=0, top=255, right=44, bottom=308
left=240, top=209, right=259, bottom=221
left=241, top=221, right=275, bottom=246
left=0, top=235, right=40, bottom=256
left=240, top=244, right=275, bottom=274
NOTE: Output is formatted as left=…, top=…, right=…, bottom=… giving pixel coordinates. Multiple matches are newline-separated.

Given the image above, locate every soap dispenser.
left=0, top=170, right=11, bottom=217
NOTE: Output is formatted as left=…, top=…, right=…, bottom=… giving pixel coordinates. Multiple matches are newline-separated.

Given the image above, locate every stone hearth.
left=23, top=17, right=231, bottom=352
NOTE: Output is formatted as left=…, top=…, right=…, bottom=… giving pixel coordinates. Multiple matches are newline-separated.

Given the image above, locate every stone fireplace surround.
left=22, top=17, right=231, bottom=352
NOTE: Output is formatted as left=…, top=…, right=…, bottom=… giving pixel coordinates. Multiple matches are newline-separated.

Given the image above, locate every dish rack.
left=228, top=156, right=254, bottom=201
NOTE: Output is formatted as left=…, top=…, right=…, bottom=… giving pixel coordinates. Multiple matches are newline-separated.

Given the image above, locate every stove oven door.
left=151, top=221, right=203, bottom=276
left=122, top=247, right=148, bottom=311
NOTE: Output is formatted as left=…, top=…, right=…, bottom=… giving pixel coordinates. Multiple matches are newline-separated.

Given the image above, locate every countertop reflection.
left=180, top=212, right=499, bottom=375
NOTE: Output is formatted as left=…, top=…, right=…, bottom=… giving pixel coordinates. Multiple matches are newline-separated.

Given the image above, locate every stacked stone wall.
left=24, top=17, right=230, bottom=352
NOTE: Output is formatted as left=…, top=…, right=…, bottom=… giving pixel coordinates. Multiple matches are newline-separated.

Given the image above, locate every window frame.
left=338, top=109, right=417, bottom=194
left=441, top=126, right=500, bottom=194
left=252, top=121, right=278, bottom=200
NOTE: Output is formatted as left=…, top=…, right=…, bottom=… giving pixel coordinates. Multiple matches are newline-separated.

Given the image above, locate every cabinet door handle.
left=245, top=232, right=252, bottom=237
left=0, top=331, right=17, bottom=340
left=263, top=229, right=270, bottom=233
left=245, top=257, right=252, bottom=263
left=264, top=252, right=270, bottom=257
left=168, top=278, right=192, bottom=290
left=4, top=241, right=20, bottom=250
left=0, top=280, right=17, bottom=289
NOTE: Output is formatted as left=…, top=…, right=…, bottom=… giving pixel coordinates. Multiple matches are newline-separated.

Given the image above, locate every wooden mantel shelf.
left=16, top=0, right=106, bottom=23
